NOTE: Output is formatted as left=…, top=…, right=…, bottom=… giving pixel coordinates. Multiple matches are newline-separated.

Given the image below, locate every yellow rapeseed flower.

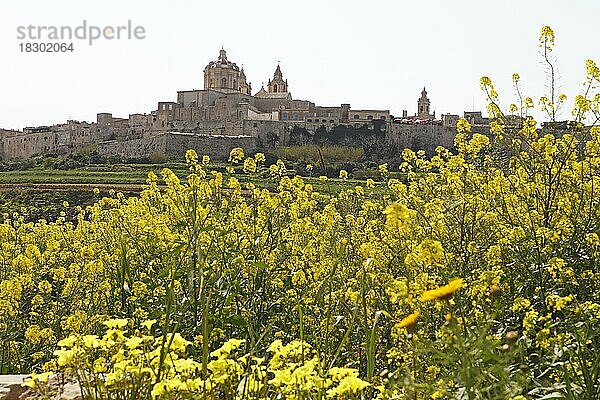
left=539, top=25, right=555, bottom=47
left=228, top=147, right=245, bottom=164
left=104, top=318, right=129, bottom=329
left=383, top=203, right=411, bottom=231
left=21, top=372, right=52, bottom=389
left=394, top=311, right=421, bottom=330
left=420, top=279, right=464, bottom=302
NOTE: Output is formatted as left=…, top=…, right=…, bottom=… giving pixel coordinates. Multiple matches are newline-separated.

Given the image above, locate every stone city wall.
left=389, top=123, right=456, bottom=154
left=0, top=123, right=128, bottom=161
left=97, top=132, right=257, bottom=160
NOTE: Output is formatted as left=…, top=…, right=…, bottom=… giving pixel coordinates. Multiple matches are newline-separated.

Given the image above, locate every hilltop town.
left=0, top=49, right=494, bottom=162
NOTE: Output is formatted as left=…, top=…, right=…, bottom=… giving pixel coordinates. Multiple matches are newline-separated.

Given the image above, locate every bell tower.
left=267, top=64, right=288, bottom=93
left=418, top=87, right=431, bottom=117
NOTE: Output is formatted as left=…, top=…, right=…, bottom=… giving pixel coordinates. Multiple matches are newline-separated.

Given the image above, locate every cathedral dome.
left=204, top=48, right=240, bottom=71
left=203, top=48, right=251, bottom=94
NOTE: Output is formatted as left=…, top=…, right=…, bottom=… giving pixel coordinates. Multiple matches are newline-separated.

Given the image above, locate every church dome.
left=203, top=48, right=251, bottom=94
left=204, top=48, right=240, bottom=72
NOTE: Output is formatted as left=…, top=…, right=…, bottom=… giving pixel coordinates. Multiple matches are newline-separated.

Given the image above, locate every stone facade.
left=97, top=132, right=256, bottom=160
left=155, top=50, right=391, bottom=131
left=389, top=123, right=455, bottom=155
left=0, top=115, right=154, bottom=161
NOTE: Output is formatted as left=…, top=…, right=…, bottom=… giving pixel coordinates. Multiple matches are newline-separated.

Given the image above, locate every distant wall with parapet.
left=97, top=132, right=257, bottom=160
left=0, top=123, right=129, bottom=161
left=163, top=132, right=256, bottom=159
left=389, top=123, right=456, bottom=154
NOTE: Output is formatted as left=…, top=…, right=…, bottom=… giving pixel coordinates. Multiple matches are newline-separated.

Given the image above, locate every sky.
left=0, top=0, right=598, bottom=130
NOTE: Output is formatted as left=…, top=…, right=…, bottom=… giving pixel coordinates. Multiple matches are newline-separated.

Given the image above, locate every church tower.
left=417, top=87, right=431, bottom=117
left=239, top=67, right=252, bottom=95
left=267, top=64, right=288, bottom=93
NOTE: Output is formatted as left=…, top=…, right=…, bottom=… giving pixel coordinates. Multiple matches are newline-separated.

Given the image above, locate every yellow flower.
left=125, top=336, right=145, bottom=350
left=82, top=335, right=99, bottom=348
left=254, top=152, right=266, bottom=166
left=57, top=335, right=78, bottom=348
left=142, top=319, right=156, bottom=331
left=104, top=318, right=129, bottom=329
left=539, top=25, right=555, bottom=47
left=185, top=149, right=198, bottom=164
left=326, top=375, right=370, bottom=397
left=420, top=279, right=464, bottom=302
left=243, top=157, right=257, bottom=174
left=167, top=333, right=191, bottom=353
left=383, top=202, right=412, bottom=232
left=456, top=117, right=471, bottom=133
left=22, top=372, right=52, bottom=389
left=394, top=311, right=421, bottom=330
left=228, top=147, right=245, bottom=164
left=479, top=76, right=492, bottom=88
left=54, top=349, right=75, bottom=366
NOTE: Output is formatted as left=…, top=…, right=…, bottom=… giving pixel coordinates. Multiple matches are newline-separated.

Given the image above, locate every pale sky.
left=1, top=0, right=598, bottom=130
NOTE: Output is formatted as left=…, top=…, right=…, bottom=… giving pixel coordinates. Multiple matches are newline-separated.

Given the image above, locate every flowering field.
left=2, top=27, right=600, bottom=399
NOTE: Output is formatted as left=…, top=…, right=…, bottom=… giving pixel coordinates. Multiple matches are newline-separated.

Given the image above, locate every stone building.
left=153, top=49, right=390, bottom=135
left=0, top=115, right=154, bottom=161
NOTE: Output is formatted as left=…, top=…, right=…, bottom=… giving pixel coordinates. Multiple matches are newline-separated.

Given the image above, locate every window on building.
left=367, top=115, right=373, bottom=120
left=169, top=104, right=173, bottom=111
left=274, top=84, right=278, bottom=92
left=221, top=78, right=227, bottom=88
left=381, top=116, right=386, bottom=120
left=330, top=120, right=334, bottom=123
left=282, top=112, right=288, bottom=120
left=354, top=114, right=360, bottom=119
left=307, top=119, right=312, bottom=122
left=293, top=112, right=299, bottom=121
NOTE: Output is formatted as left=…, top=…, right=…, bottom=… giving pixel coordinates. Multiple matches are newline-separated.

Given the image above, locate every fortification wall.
left=97, top=132, right=257, bottom=160
left=1, top=129, right=56, bottom=160
left=97, top=134, right=168, bottom=159
left=164, top=133, right=256, bottom=160
left=389, top=124, right=456, bottom=154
